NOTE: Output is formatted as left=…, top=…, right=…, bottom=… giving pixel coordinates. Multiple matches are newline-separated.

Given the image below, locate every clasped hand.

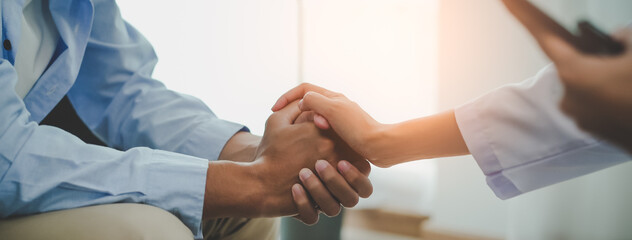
left=203, top=101, right=372, bottom=224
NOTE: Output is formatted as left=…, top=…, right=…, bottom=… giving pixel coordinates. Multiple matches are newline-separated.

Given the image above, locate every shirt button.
left=3, top=39, right=11, bottom=51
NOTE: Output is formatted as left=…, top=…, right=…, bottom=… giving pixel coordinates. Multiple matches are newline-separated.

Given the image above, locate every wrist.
left=361, top=122, right=389, bottom=162
left=203, top=160, right=265, bottom=219
left=219, top=131, right=261, bottom=162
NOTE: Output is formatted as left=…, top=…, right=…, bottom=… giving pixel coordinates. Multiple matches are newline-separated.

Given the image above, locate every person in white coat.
left=270, top=24, right=632, bottom=201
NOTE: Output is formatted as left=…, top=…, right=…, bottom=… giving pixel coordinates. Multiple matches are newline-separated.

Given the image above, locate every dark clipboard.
left=501, top=0, right=624, bottom=55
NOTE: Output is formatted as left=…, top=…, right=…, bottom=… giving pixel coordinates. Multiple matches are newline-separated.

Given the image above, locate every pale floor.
left=342, top=227, right=418, bottom=240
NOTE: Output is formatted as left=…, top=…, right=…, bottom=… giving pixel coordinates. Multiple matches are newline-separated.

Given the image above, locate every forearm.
left=202, top=133, right=265, bottom=219
left=368, top=110, right=469, bottom=166
left=218, top=131, right=261, bottom=162
left=202, top=161, right=265, bottom=219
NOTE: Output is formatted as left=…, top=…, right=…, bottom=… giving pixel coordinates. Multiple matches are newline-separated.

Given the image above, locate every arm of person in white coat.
left=271, top=64, right=631, bottom=199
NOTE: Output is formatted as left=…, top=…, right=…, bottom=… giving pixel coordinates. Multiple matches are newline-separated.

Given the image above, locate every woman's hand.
left=526, top=22, right=632, bottom=152
left=290, top=159, right=372, bottom=225
left=272, top=83, right=386, bottom=163
left=287, top=104, right=373, bottom=224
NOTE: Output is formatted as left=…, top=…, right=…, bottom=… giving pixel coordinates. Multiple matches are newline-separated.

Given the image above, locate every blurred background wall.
left=434, top=0, right=632, bottom=239
left=118, top=0, right=440, bottom=221
left=118, top=0, right=632, bottom=239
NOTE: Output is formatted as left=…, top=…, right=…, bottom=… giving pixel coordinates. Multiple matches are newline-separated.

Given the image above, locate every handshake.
left=202, top=84, right=377, bottom=224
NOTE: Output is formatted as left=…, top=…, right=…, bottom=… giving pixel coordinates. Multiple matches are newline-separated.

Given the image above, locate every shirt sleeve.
left=66, top=1, right=245, bottom=237
left=68, top=0, right=246, bottom=160
left=0, top=58, right=209, bottom=236
left=454, top=64, right=632, bottom=200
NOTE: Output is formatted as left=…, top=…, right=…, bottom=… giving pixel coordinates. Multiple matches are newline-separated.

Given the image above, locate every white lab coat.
left=455, top=64, right=631, bottom=199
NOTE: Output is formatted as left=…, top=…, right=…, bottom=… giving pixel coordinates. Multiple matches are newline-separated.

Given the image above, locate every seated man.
left=0, top=0, right=372, bottom=239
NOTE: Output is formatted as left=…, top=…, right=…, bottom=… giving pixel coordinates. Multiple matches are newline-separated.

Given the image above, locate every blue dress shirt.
left=0, top=0, right=245, bottom=237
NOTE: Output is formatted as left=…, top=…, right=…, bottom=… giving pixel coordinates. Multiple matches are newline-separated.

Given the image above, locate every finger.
left=294, top=112, right=331, bottom=130
left=267, top=101, right=302, bottom=128
left=500, top=0, right=580, bottom=63
left=299, top=168, right=342, bottom=217
left=314, top=160, right=360, bottom=208
left=612, top=25, right=632, bottom=45
left=348, top=158, right=371, bottom=176
left=313, top=114, right=331, bottom=129
left=272, top=83, right=339, bottom=112
left=338, top=161, right=373, bottom=198
left=540, top=34, right=582, bottom=64
left=291, top=184, right=319, bottom=225
left=299, top=91, right=339, bottom=120
left=294, top=111, right=316, bottom=124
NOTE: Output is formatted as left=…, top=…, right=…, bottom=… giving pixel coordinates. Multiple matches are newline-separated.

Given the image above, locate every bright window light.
left=118, top=0, right=438, bottom=215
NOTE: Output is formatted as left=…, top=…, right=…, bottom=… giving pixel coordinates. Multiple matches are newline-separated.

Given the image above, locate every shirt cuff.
left=177, top=118, right=248, bottom=161
left=145, top=149, right=209, bottom=238
left=454, top=102, right=522, bottom=200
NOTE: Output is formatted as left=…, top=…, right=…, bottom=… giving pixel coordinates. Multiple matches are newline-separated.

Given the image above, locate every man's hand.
left=290, top=159, right=372, bottom=224
left=290, top=111, right=373, bottom=224
left=203, top=101, right=372, bottom=221
left=271, top=83, right=391, bottom=166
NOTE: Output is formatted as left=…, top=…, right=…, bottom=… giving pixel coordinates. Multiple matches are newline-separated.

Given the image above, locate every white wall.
left=119, top=1, right=632, bottom=238
left=118, top=0, right=441, bottom=216
left=431, top=0, right=632, bottom=239
left=299, top=0, right=439, bottom=215
left=118, top=0, right=299, bottom=135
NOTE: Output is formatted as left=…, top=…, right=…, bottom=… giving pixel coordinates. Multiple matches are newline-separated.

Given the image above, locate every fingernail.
left=292, top=184, right=302, bottom=196
left=271, top=101, right=281, bottom=111
left=338, top=161, right=350, bottom=173
left=315, top=160, right=328, bottom=173
left=314, top=115, right=329, bottom=129
left=298, top=99, right=304, bottom=109
left=299, top=168, right=312, bottom=181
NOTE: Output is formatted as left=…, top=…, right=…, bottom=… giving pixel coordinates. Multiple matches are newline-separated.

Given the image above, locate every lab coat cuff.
left=454, top=103, right=522, bottom=199
left=145, top=149, right=209, bottom=238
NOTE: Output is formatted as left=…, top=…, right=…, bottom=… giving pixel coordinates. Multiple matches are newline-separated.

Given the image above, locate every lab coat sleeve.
left=454, top=65, right=632, bottom=200
left=0, top=57, right=209, bottom=236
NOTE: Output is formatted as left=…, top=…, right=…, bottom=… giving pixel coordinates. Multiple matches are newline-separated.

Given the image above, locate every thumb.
left=539, top=34, right=581, bottom=64
left=267, top=100, right=302, bottom=128
left=313, top=114, right=331, bottom=129
left=299, top=91, right=337, bottom=120
left=612, top=25, right=632, bottom=46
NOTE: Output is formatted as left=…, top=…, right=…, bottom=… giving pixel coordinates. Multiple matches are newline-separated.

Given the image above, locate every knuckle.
left=321, top=171, right=337, bottom=184
left=303, top=91, right=316, bottom=102
left=304, top=176, right=320, bottom=190
left=332, top=92, right=345, bottom=98
left=318, top=139, right=335, bottom=154
left=331, top=99, right=345, bottom=109
left=299, top=82, right=313, bottom=89
left=350, top=176, right=364, bottom=188
left=373, top=161, right=394, bottom=168
left=327, top=99, right=348, bottom=114
left=265, top=113, right=279, bottom=126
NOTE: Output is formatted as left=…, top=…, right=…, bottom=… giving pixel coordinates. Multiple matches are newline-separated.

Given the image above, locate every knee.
left=204, top=217, right=278, bottom=240
left=0, top=203, right=194, bottom=240
left=90, top=204, right=194, bottom=240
